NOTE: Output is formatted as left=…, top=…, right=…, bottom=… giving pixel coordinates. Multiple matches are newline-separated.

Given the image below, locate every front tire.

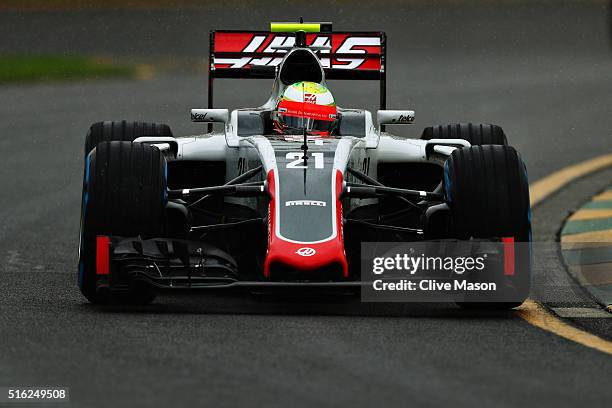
left=445, top=145, right=530, bottom=240
left=78, top=141, right=167, bottom=304
left=444, top=145, right=531, bottom=309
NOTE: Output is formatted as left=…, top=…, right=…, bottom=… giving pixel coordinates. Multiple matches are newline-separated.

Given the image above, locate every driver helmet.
left=273, top=81, right=338, bottom=136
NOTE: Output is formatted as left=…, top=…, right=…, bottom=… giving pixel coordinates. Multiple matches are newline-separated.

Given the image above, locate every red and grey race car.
left=78, top=22, right=531, bottom=307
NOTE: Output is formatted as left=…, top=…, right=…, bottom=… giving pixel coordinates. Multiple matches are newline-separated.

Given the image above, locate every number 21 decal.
left=286, top=152, right=325, bottom=169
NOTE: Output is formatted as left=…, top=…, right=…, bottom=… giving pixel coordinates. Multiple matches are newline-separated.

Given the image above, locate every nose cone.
left=264, top=169, right=348, bottom=280
left=265, top=237, right=348, bottom=280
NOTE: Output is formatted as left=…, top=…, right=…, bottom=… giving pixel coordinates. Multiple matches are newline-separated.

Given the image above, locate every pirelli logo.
left=285, top=200, right=327, bottom=207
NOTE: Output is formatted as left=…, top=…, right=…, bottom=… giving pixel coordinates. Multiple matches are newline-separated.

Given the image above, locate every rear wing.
left=207, top=30, right=387, bottom=111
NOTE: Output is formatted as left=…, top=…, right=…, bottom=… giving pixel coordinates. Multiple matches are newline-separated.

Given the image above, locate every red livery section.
left=502, top=237, right=515, bottom=276
left=264, top=169, right=348, bottom=278
left=95, top=235, right=110, bottom=276
left=277, top=100, right=337, bottom=121
left=211, top=31, right=384, bottom=73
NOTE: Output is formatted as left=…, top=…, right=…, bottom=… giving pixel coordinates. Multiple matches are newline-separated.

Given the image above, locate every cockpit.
left=235, top=108, right=367, bottom=138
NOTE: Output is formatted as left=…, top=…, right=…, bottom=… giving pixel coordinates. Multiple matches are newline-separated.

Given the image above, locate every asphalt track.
left=1, top=2, right=611, bottom=407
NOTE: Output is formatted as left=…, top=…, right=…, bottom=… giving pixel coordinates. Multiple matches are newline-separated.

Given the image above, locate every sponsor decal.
left=392, top=114, right=414, bottom=123
left=285, top=200, right=327, bottom=207
left=191, top=111, right=208, bottom=121
left=296, top=247, right=317, bottom=257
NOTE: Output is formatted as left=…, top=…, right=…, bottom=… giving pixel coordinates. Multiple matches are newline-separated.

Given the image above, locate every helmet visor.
left=276, top=100, right=338, bottom=134
left=280, top=115, right=335, bottom=133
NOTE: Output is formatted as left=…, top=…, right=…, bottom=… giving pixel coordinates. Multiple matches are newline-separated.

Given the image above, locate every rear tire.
left=85, top=121, right=173, bottom=158
left=421, top=123, right=508, bottom=146
left=444, top=145, right=531, bottom=309
left=78, top=141, right=167, bottom=304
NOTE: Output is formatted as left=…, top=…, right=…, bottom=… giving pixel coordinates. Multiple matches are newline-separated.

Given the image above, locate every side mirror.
left=190, top=108, right=229, bottom=124
left=133, top=136, right=178, bottom=158
left=377, top=110, right=415, bottom=126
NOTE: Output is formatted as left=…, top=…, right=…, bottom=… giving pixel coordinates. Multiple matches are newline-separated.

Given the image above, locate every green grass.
left=0, top=55, right=135, bottom=83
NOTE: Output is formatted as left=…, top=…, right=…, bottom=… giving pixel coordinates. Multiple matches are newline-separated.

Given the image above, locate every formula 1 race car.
left=78, top=22, right=531, bottom=307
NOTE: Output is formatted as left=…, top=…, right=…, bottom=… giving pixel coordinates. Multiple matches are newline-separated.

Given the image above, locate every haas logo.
left=304, top=93, right=317, bottom=104
left=213, top=34, right=381, bottom=70
left=296, top=247, right=316, bottom=257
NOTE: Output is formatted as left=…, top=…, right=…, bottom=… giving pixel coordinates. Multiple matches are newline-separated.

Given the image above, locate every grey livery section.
left=274, top=140, right=338, bottom=243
